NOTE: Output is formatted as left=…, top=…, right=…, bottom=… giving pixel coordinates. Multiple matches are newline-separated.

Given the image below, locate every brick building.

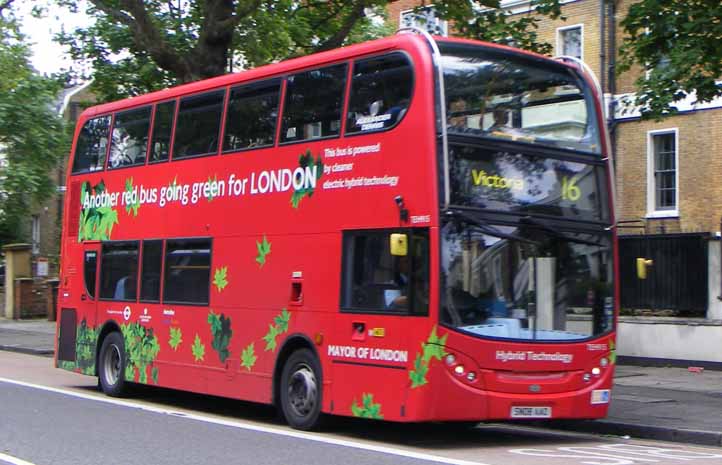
left=30, top=81, right=94, bottom=276
left=388, top=1, right=722, bottom=364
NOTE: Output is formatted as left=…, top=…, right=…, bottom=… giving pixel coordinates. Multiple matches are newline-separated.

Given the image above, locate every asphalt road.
left=1, top=351, right=722, bottom=465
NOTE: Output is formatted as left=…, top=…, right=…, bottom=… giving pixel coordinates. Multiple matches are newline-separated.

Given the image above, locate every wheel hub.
left=104, top=344, right=121, bottom=385
left=287, top=364, right=317, bottom=417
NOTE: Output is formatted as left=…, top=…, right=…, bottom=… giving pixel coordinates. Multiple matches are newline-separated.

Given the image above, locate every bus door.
left=331, top=229, right=429, bottom=420
left=80, top=241, right=101, bottom=327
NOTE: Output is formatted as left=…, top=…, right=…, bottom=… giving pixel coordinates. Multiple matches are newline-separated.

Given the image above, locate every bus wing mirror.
left=636, top=258, right=653, bottom=279
left=390, top=233, right=408, bottom=256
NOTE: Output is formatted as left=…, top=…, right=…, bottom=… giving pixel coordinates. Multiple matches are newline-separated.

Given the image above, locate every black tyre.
left=280, top=348, right=323, bottom=430
left=98, top=331, right=129, bottom=397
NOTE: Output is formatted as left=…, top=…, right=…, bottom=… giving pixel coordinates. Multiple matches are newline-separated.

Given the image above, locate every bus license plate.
left=510, top=406, right=551, bottom=418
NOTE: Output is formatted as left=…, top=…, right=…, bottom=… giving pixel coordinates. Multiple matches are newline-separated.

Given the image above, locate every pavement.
left=1, top=318, right=721, bottom=447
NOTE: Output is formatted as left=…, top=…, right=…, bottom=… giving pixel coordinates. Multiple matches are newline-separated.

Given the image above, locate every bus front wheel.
left=98, top=332, right=129, bottom=397
left=280, top=349, right=323, bottom=430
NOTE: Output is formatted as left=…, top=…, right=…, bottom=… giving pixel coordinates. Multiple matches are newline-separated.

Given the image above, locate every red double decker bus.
left=56, top=29, right=617, bottom=429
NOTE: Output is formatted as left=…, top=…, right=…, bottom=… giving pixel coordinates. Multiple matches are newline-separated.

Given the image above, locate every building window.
left=647, top=129, right=678, bottom=216
left=31, top=215, right=40, bottom=254
left=400, top=6, right=448, bottom=37
left=557, top=25, right=583, bottom=61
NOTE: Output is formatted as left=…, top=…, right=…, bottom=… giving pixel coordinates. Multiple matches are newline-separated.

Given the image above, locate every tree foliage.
left=0, top=8, right=68, bottom=244
left=618, top=0, right=722, bottom=119
left=55, top=0, right=395, bottom=102
left=52, top=0, right=721, bottom=120
left=429, top=0, right=564, bottom=55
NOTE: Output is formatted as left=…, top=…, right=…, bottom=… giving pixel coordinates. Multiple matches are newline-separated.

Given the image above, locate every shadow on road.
left=72, top=382, right=603, bottom=450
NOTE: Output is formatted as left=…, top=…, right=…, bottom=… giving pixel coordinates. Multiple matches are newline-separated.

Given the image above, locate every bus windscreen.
left=440, top=42, right=601, bottom=154
left=440, top=219, right=614, bottom=341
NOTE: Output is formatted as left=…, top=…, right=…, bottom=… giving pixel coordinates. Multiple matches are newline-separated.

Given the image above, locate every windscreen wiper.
left=445, top=209, right=540, bottom=245
left=520, top=216, right=608, bottom=247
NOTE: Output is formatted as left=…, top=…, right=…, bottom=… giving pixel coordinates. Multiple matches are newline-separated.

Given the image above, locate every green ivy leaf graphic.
left=241, top=343, right=257, bottom=371
left=255, top=235, right=271, bottom=268
left=290, top=150, right=323, bottom=209
left=422, top=326, right=447, bottom=363
left=124, top=177, right=140, bottom=216
left=125, top=364, right=136, bottom=382
left=262, top=324, right=279, bottom=352
left=213, top=266, right=228, bottom=292
left=208, top=311, right=233, bottom=363
left=208, top=311, right=222, bottom=333
left=169, top=327, right=182, bottom=351
left=290, top=191, right=304, bottom=209
left=410, top=326, right=448, bottom=389
left=192, top=334, right=205, bottom=362
left=205, top=175, right=218, bottom=202
left=78, top=180, right=120, bottom=242
left=151, top=366, right=159, bottom=384
left=609, top=339, right=617, bottom=364
left=274, top=308, right=291, bottom=334
left=120, top=323, right=161, bottom=384
left=351, top=393, right=384, bottom=419
left=409, top=353, right=429, bottom=388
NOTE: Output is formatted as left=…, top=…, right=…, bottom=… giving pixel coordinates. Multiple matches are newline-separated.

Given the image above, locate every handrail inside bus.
left=555, top=55, right=618, bottom=217
left=396, top=27, right=451, bottom=210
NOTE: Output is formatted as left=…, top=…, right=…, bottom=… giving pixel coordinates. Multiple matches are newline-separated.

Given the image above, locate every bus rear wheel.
left=280, top=349, right=323, bottom=430
left=98, top=332, right=129, bottom=397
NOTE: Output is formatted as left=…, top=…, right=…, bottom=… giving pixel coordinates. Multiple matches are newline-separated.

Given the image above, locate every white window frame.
left=556, top=24, right=584, bottom=62
left=646, top=128, right=679, bottom=218
left=399, top=5, right=448, bottom=37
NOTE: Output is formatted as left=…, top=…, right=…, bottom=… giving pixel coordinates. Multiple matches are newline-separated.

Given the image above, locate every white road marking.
left=0, top=452, right=37, bottom=465
left=509, top=444, right=722, bottom=465
left=0, top=377, right=489, bottom=465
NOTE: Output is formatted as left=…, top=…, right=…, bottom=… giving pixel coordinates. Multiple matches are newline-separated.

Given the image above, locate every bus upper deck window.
left=72, top=116, right=111, bottom=174
left=150, top=100, right=176, bottom=163
left=173, top=90, right=225, bottom=160
left=346, top=53, right=413, bottom=135
left=109, top=106, right=152, bottom=169
left=223, top=79, right=281, bottom=153
left=281, top=64, right=347, bottom=143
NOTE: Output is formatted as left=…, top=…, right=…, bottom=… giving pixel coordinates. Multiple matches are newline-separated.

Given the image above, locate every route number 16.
left=561, top=176, right=581, bottom=201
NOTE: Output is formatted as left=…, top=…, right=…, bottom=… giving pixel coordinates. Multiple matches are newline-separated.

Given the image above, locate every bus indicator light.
left=314, top=333, right=324, bottom=346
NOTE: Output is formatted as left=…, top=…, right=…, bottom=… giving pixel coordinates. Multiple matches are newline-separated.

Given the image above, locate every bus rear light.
left=592, top=367, right=601, bottom=376
left=466, top=372, right=477, bottom=382
left=445, top=354, right=456, bottom=366
left=583, top=373, right=592, bottom=382
left=454, top=365, right=465, bottom=376
left=600, top=357, right=609, bottom=367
